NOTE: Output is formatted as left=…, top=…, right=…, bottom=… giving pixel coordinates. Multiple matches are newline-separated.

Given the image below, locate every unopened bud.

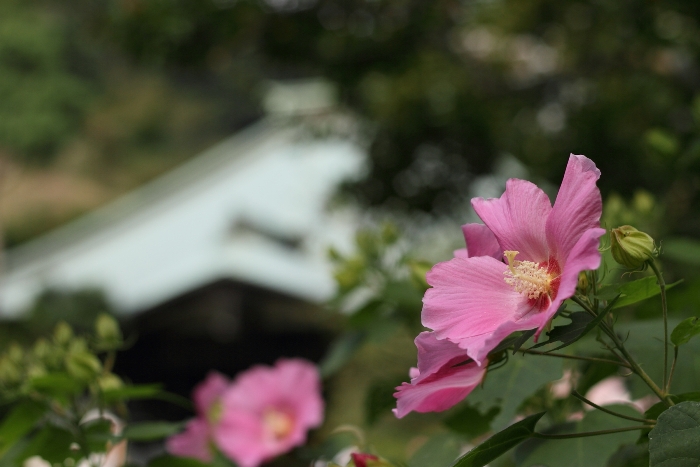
left=610, top=225, right=656, bottom=269
left=54, top=322, right=74, bottom=346
left=577, top=272, right=589, bottom=294
left=95, top=314, right=122, bottom=351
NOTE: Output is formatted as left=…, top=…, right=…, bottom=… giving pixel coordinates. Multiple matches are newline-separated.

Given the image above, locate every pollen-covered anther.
left=503, top=250, right=552, bottom=299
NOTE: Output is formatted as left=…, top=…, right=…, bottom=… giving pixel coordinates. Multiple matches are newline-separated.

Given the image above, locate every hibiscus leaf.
left=450, top=412, right=545, bottom=467
left=529, top=312, right=593, bottom=350
left=532, top=296, right=620, bottom=353
left=520, top=405, right=641, bottom=467
left=444, top=403, right=501, bottom=438
left=648, top=401, right=700, bottom=467
left=670, top=317, right=700, bottom=346
left=599, top=276, right=682, bottom=310
left=469, top=355, right=562, bottom=430
left=0, top=400, right=45, bottom=457
left=511, top=328, right=537, bottom=354
left=408, top=433, right=464, bottom=467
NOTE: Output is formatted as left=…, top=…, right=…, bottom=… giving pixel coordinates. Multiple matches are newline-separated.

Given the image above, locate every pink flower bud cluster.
left=167, top=359, right=324, bottom=467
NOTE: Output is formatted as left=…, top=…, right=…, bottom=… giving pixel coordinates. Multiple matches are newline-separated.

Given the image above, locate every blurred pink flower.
left=393, top=332, right=487, bottom=418
left=214, top=359, right=324, bottom=467
left=584, top=376, right=658, bottom=413
left=166, top=371, right=229, bottom=462
left=422, top=154, right=605, bottom=366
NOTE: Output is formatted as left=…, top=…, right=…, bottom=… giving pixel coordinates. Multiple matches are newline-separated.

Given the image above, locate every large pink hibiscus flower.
left=393, top=332, right=487, bottom=418
left=422, top=154, right=605, bottom=366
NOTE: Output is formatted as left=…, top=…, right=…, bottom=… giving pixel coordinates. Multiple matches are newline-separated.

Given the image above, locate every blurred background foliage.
left=3, top=1, right=700, bottom=464
left=3, top=0, right=700, bottom=244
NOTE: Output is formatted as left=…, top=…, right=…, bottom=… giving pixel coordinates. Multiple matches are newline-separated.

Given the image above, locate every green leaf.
left=641, top=392, right=700, bottom=441
left=531, top=312, right=594, bottom=350
left=29, top=372, right=85, bottom=396
left=444, top=403, right=500, bottom=438
left=468, top=354, right=562, bottom=431
left=649, top=401, right=700, bottom=467
left=319, top=331, right=366, bottom=378
left=660, top=237, right=700, bottom=266
left=451, top=412, right=545, bottom=467
left=602, top=276, right=682, bottom=309
left=16, top=425, right=78, bottom=465
left=122, top=421, right=185, bottom=441
left=511, top=329, right=536, bottom=353
left=521, top=405, right=642, bottom=467
left=670, top=317, right=700, bottom=346
left=646, top=392, right=700, bottom=421
left=409, top=433, right=464, bottom=467
left=101, top=384, right=163, bottom=403
left=0, top=400, right=45, bottom=457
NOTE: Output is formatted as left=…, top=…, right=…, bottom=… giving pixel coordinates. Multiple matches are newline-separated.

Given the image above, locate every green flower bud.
left=610, top=225, right=656, bottom=269
left=95, top=314, right=122, bottom=351
left=54, top=322, right=74, bottom=346
left=577, top=271, right=589, bottom=295
left=65, top=338, right=101, bottom=380
left=97, top=373, right=124, bottom=392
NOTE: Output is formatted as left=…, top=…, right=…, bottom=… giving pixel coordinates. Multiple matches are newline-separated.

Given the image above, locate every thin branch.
left=648, top=260, right=669, bottom=394
left=667, top=346, right=679, bottom=394
left=517, top=348, right=631, bottom=369
left=571, top=390, right=655, bottom=424
left=532, top=425, right=653, bottom=440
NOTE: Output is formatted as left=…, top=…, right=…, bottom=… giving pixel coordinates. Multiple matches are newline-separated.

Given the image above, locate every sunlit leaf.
left=649, top=401, right=700, bottom=467
left=450, top=412, right=544, bottom=467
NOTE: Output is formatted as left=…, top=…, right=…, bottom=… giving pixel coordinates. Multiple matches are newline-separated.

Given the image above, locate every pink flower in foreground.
left=423, top=154, right=605, bottom=366
left=214, top=359, right=324, bottom=467
left=393, top=332, right=487, bottom=418
left=166, top=371, right=229, bottom=462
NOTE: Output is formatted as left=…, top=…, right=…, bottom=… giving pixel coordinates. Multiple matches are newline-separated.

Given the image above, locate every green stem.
left=517, top=348, right=631, bottom=369
left=667, top=346, right=679, bottom=394
left=608, top=330, right=672, bottom=406
left=572, top=294, right=671, bottom=406
left=648, top=260, right=669, bottom=393
left=532, top=425, right=653, bottom=440
left=571, top=390, right=655, bottom=424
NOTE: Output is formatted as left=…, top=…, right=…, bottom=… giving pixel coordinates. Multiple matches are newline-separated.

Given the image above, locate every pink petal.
left=413, top=331, right=470, bottom=382
left=214, top=412, right=267, bottom=467
left=421, top=256, right=536, bottom=365
left=471, top=179, right=552, bottom=263
left=546, top=155, right=602, bottom=264
left=193, top=372, right=229, bottom=418
left=166, top=419, right=212, bottom=462
left=461, top=223, right=502, bottom=259
left=393, top=337, right=486, bottom=419
left=538, top=227, right=605, bottom=337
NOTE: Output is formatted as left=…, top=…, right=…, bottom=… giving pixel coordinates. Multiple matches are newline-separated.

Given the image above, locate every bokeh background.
left=2, top=0, right=700, bottom=465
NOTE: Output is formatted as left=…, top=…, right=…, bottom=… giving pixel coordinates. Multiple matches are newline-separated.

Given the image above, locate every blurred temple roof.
left=0, top=96, right=365, bottom=318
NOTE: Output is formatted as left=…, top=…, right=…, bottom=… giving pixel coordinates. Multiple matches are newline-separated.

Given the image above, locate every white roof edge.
left=3, top=118, right=296, bottom=270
